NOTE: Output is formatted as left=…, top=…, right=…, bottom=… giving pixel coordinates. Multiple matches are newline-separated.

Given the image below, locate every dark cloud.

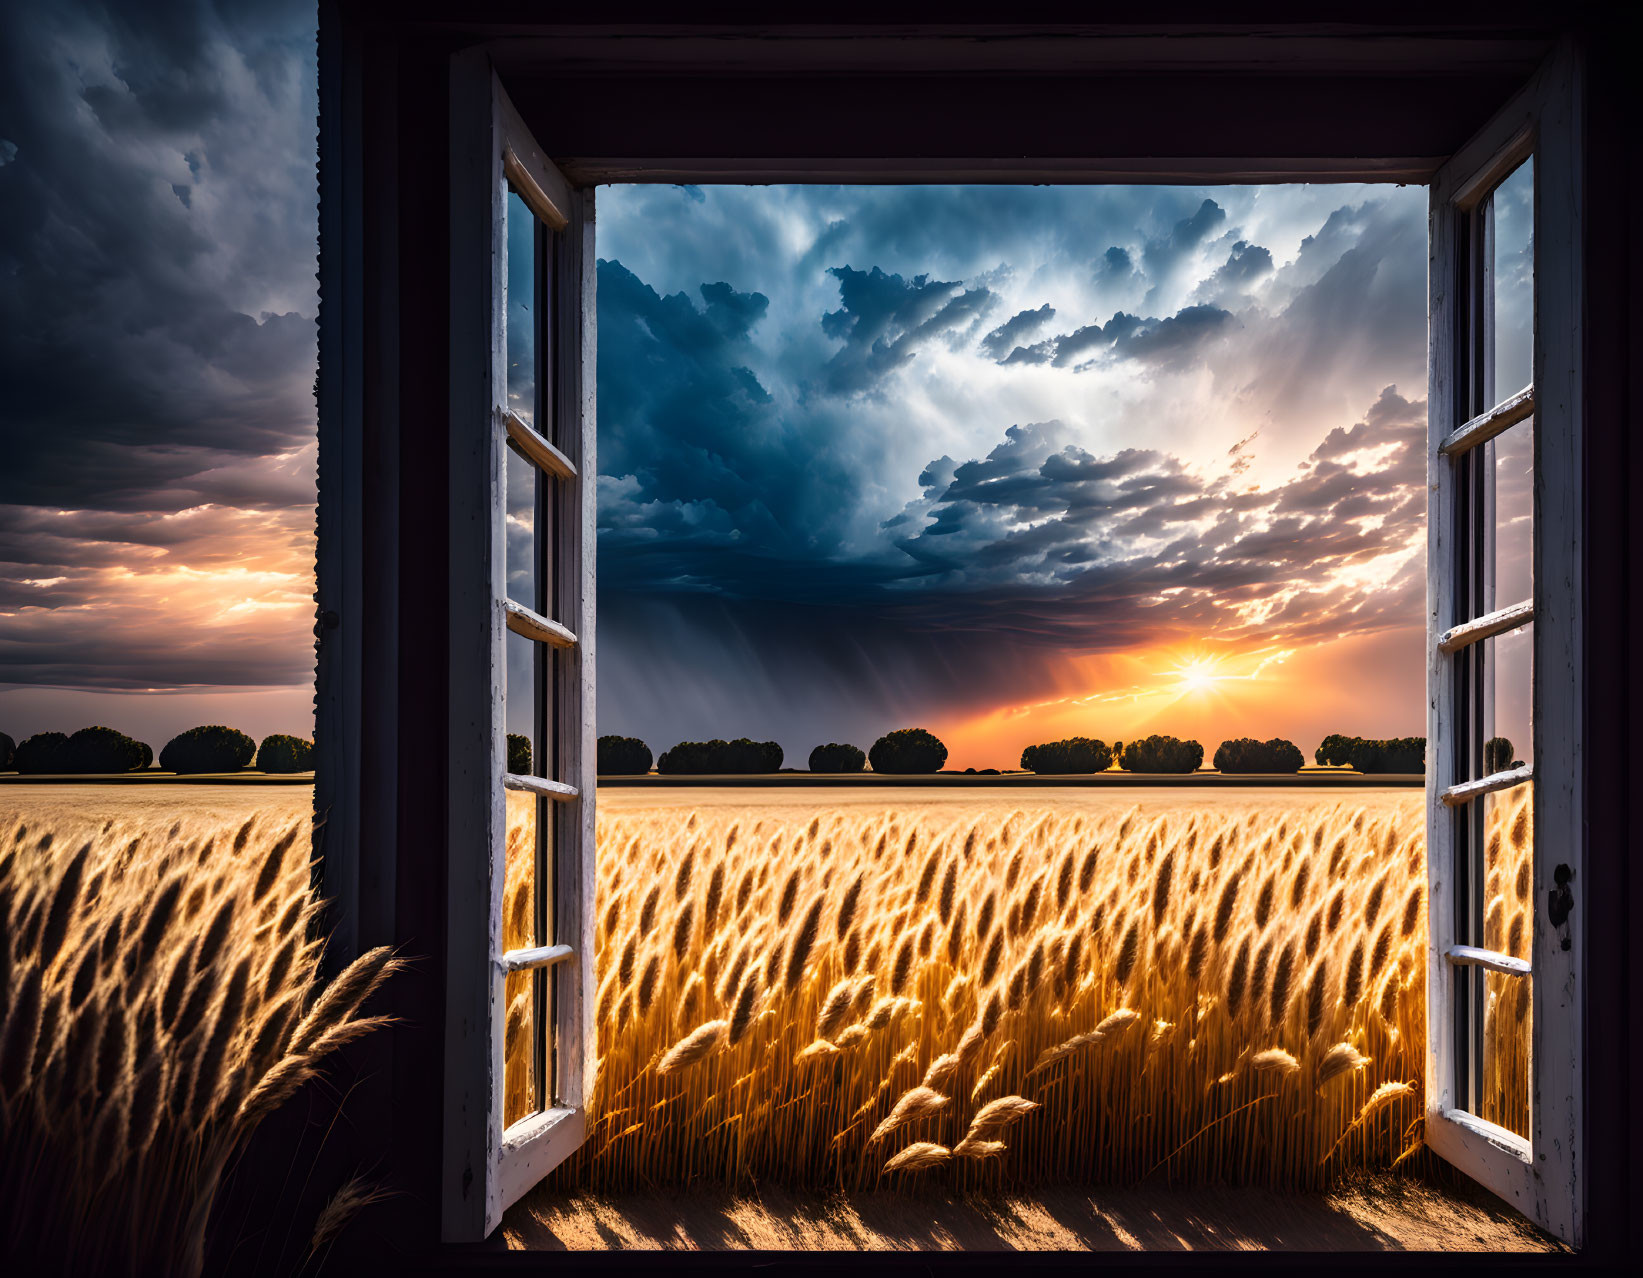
left=1000, top=340, right=1056, bottom=366
left=1003, top=305, right=1234, bottom=372
left=1201, top=240, right=1275, bottom=302
left=1219, top=240, right=1275, bottom=283
left=700, top=279, right=771, bottom=337
left=598, top=259, right=798, bottom=545
left=0, top=0, right=318, bottom=692
left=820, top=265, right=995, bottom=392
left=1109, top=304, right=1237, bottom=368
left=980, top=303, right=1056, bottom=361
left=1097, top=245, right=1135, bottom=281
left=1141, top=197, right=1228, bottom=286
left=1048, top=322, right=1114, bottom=368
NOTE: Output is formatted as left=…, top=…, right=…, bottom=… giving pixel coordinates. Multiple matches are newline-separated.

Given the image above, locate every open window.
left=443, top=56, right=597, bottom=1242
left=310, top=12, right=1633, bottom=1259
left=1425, top=44, right=1581, bottom=1245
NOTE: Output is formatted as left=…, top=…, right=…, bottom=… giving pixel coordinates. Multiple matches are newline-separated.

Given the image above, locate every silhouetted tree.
left=256, top=734, right=315, bottom=773
left=1213, top=737, right=1304, bottom=774
left=1020, top=737, right=1112, bottom=774
left=1120, top=735, right=1204, bottom=773
left=507, top=733, right=532, bottom=775
left=66, top=726, right=151, bottom=773
left=0, top=732, right=14, bottom=770
left=598, top=735, right=654, bottom=775
left=657, top=738, right=783, bottom=774
left=1315, top=734, right=1426, bottom=774
left=808, top=742, right=866, bottom=773
left=1485, top=736, right=1521, bottom=772
left=14, top=731, right=71, bottom=774
left=159, top=725, right=256, bottom=774
left=1315, top=734, right=1353, bottom=766
left=868, top=728, right=948, bottom=774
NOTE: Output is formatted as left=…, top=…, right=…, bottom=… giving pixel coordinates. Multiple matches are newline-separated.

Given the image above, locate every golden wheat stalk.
left=0, top=807, right=398, bottom=1278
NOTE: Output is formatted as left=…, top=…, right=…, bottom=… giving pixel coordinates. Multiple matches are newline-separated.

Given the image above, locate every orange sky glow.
left=932, top=626, right=1426, bottom=771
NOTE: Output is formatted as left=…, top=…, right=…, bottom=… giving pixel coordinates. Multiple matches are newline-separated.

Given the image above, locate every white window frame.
left=431, top=37, right=1592, bottom=1250
left=443, top=53, right=597, bottom=1243
left=1425, top=42, right=1582, bottom=1246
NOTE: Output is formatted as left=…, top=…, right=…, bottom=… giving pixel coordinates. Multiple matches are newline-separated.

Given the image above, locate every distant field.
left=0, top=782, right=311, bottom=827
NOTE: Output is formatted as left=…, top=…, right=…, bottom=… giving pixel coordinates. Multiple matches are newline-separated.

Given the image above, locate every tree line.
left=594, top=728, right=1451, bottom=776
left=595, top=728, right=951, bottom=776
left=3, top=723, right=1472, bottom=778
left=0, top=726, right=314, bottom=775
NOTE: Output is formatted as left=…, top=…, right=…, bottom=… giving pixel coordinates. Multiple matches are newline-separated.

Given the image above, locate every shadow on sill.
left=504, top=1172, right=1562, bottom=1253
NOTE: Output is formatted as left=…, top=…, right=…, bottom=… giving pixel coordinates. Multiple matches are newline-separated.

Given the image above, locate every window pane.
left=504, top=189, right=544, bottom=610
left=504, top=629, right=541, bottom=772
left=1487, top=624, right=1532, bottom=777
left=1477, top=784, right=1532, bottom=1138
left=504, top=788, right=538, bottom=1126
left=1465, top=624, right=1532, bottom=782
left=1491, top=158, right=1534, bottom=403
left=1491, top=419, right=1533, bottom=607
left=506, top=189, right=538, bottom=429
left=506, top=448, right=538, bottom=608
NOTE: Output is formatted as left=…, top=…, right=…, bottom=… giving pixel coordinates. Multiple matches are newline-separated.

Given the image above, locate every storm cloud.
left=595, top=176, right=1433, bottom=756
left=0, top=0, right=318, bottom=703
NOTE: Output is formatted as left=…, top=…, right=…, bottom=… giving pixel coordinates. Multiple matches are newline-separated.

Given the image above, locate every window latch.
left=1547, top=864, right=1574, bottom=951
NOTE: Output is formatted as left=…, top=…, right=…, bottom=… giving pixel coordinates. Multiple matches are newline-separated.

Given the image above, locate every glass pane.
left=506, top=189, right=538, bottom=429
left=1491, top=420, right=1533, bottom=608
left=1477, top=783, right=1532, bottom=1138
left=1491, top=158, right=1534, bottom=403
left=1477, top=624, right=1532, bottom=780
left=504, top=629, right=541, bottom=774
left=506, top=448, right=538, bottom=608
left=504, top=787, right=538, bottom=1126
left=504, top=188, right=543, bottom=609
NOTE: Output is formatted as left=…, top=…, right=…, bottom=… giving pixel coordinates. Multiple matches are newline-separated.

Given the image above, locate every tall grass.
left=0, top=808, right=398, bottom=1276
left=524, top=791, right=1531, bottom=1192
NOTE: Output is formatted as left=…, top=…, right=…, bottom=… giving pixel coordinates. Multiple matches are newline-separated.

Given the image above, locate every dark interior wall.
left=490, top=15, right=1554, bottom=183
left=507, top=73, right=1530, bottom=186
left=1578, top=25, right=1639, bottom=1268
left=385, top=31, right=457, bottom=1255
left=308, top=9, right=464, bottom=1265
left=313, top=4, right=1637, bottom=1264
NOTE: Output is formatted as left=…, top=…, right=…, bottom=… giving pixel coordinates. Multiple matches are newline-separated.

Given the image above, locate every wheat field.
left=0, top=798, right=397, bottom=1277
left=510, top=789, right=1532, bottom=1193
left=0, top=783, right=1533, bottom=1266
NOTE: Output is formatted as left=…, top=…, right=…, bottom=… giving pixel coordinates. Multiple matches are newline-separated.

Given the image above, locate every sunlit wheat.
left=515, top=790, right=1532, bottom=1192
left=0, top=804, right=398, bottom=1276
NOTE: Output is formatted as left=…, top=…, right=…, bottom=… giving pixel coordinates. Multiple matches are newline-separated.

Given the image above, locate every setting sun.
left=1173, top=657, right=1226, bottom=693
